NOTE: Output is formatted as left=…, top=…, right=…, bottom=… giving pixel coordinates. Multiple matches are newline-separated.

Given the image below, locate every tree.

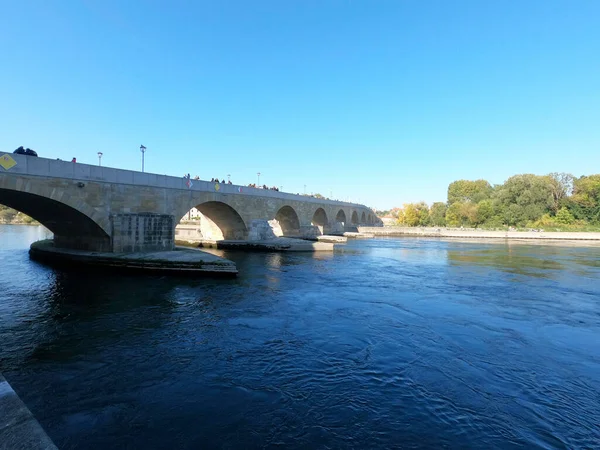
left=475, top=199, right=494, bottom=225
left=447, top=179, right=493, bottom=205
left=445, top=202, right=478, bottom=227
left=398, top=202, right=429, bottom=227
left=492, top=174, right=554, bottom=226
left=568, top=175, right=600, bottom=223
left=547, top=172, right=574, bottom=213
left=555, top=207, right=575, bottom=225
left=429, top=202, right=447, bottom=226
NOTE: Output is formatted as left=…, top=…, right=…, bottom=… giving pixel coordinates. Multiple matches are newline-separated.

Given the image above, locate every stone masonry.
left=0, top=153, right=382, bottom=252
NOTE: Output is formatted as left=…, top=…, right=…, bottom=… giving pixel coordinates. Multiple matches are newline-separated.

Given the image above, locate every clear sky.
left=1, top=1, right=599, bottom=210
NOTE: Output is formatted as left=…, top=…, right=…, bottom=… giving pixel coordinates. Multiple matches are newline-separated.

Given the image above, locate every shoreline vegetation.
left=377, top=173, right=600, bottom=233
left=0, top=206, right=38, bottom=225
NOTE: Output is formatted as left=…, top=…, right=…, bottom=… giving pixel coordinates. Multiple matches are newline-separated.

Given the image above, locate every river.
left=0, top=224, right=599, bottom=449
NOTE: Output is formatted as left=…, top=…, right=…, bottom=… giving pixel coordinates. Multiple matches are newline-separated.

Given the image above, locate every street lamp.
left=227, top=174, right=231, bottom=183
left=257, top=172, right=261, bottom=185
left=140, top=145, right=146, bottom=172
left=304, top=184, right=306, bottom=195
left=97, top=151, right=103, bottom=166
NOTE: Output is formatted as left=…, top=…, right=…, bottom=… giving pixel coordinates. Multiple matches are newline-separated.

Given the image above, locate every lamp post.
left=97, top=151, right=103, bottom=166
left=140, top=145, right=146, bottom=172
left=304, top=184, right=306, bottom=195
left=257, top=172, right=261, bottom=186
left=227, top=174, right=231, bottom=183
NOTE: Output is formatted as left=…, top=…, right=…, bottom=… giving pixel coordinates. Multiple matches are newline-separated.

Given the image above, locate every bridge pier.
left=111, top=213, right=175, bottom=252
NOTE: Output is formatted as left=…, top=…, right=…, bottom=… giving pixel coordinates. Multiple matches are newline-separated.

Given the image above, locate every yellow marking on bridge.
left=0, top=154, right=17, bottom=170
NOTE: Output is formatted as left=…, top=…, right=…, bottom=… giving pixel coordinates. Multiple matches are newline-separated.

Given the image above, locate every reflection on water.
left=448, top=246, right=564, bottom=278
left=1, top=227, right=599, bottom=449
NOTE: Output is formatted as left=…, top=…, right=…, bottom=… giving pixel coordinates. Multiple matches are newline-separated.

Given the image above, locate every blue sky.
left=1, top=1, right=599, bottom=210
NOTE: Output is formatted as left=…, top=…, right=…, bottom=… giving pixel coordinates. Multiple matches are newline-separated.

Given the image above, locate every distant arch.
left=0, top=189, right=110, bottom=251
left=361, top=211, right=366, bottom=223
left=182, top=201, right=247, bottom=240
left=275, top=205, right=300, bottom=236
left=368, top=214, right=372, bottom=224
left=335, top=209, right=347, bottom=225
left=312, top=208, right=328, bottom=227
left=351, top=211, right=359, bottom=225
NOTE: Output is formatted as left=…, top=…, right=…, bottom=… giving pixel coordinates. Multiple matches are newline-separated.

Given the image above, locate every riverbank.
left=358, top=226, right=600, bottom=241
left=29, top=240, right=238, bottom=276
left=0, top=373, right=57, bottom=449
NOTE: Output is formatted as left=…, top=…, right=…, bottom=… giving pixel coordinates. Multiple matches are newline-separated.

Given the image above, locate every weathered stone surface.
left=0, top=374, right=57, bottom=450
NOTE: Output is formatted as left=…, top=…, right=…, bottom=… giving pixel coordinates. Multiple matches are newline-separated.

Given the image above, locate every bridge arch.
left=335, top=209, right=347, bottom=225
left=182, top=201, right=247, bottom=240
left=312, top=208, right=328, bottom=227
left=351, top=211, right=359, bottom=225
left=361, top=211, right=366, bottom=223
left=275, top=205, right=300, bottom=236
left=0, top=188, right=111, bottom=251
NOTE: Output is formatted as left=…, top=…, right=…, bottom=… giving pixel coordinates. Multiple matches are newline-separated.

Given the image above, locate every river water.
left=0, top=224, right=599, bottom=449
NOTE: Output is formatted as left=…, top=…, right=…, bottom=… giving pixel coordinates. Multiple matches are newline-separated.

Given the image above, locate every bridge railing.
left=1, top=153, right=368, bottom=209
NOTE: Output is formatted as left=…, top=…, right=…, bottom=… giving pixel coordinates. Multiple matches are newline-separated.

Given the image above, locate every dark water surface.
left=1, top=225, right=599, bottom=449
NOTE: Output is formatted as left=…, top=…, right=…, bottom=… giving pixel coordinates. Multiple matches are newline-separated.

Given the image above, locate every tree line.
left=392, top=173, right=600, bottom=230
left=0, top=204, right=38, bottom=224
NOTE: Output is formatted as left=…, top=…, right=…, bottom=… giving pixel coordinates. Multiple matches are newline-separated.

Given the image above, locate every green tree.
left=547, top=172, right=574, bottom=213
left=475, top=199, right=494, bottom=225
left=447, top=179, right=493, bottom=205
left=555, top=207, right=575, bottom=225
left=429, top=202, right=447, bottom=226
left=492, top=174, right=554, bottom=226
left=445, top=202, right=478, bottom=227
left=568, top=175, right=600, bottom=223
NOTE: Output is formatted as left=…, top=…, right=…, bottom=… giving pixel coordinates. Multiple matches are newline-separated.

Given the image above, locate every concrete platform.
left=285, top=235, right=347, bottom=244
left=0, top=374, right=57, bottom=450
left=343, top=232, right=374, bottom=239
left=177, top=237, right=334, bottom=252
left=29, top=240, right=238, bottom=276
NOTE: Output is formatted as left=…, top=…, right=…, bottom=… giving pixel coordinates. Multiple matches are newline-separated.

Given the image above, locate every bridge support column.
left=247, top=219, right=281, bottom=240
left=111, top=213, right=174, bottom=252
left=330, top=222, right=345, bottom=234
left=299, top=225, right=322, bottom=239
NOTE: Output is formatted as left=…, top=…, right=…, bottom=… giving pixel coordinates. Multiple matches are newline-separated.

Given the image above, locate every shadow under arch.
left=275, top=205, right=301, bottom=236
left=0, top=188, right=110, bottom=250
left=312, top=207, right=328, bottom=227
left=182, top=201, right=247, bottom=240
left=351, top=211, right=359, bottom=225
left=361, top=211, right=366, bottom=223
left=335, top=209, right=347, bottom=225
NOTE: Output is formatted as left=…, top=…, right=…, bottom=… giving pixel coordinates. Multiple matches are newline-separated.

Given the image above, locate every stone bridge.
left=0, top=153, right=381, bottom=252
